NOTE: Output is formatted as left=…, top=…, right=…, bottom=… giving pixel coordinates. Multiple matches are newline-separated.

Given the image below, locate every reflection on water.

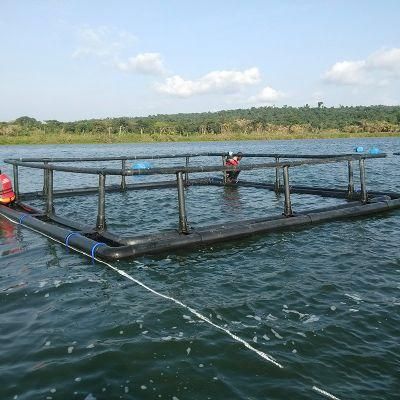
left=0, top=216, right=22, bottom=256
left=0, top=216, right=15, bottom=239
left=221, top=186, right=243, bottom=213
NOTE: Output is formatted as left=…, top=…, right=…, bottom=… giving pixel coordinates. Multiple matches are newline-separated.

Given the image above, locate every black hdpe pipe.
left=0, top=205, right=111, bottom=257
left=94, top=198, right=400, bottom=259
left=4, top=154, right=386, bottom=177
left=19, top=179, right=200, bottom=200
left=2, top=198, right=399, bottom=261
left=7, top=152, right=371, bottom=163
left=19, top=177, right=400, bottom=202
left=112, top=201, right=365, bottom=246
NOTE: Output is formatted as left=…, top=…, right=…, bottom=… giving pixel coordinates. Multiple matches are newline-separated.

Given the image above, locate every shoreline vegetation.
left=0, top=130, right=398, bottom=146
left=1, top=105, right=400, bottom=145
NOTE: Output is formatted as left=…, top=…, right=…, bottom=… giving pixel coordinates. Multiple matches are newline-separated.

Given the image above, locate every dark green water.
left=1, top=138, right=399, bottom=400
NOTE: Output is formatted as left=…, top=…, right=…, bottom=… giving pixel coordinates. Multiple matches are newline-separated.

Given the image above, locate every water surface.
left=1, top=138, right=399, bottom=399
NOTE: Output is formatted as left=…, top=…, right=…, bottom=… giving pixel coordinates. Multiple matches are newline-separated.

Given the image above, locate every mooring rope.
left=1, top=212, right=342, bottom=399
left=9, top=213, right=282, bottom=368
left=313, top=386, right=342, bottom=400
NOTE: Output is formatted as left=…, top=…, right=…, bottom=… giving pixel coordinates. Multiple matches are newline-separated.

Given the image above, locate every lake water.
left=1, top=137, right=399, bottom=400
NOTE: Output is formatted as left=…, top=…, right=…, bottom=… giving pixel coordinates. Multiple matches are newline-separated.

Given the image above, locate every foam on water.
left=344, top=293, right=362, bottom=302
left=271, top=329, right=283, bottom=339
left=303, top=315, right=320, bottom=324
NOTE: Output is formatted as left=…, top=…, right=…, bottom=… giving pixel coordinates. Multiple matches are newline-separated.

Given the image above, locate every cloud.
left=323, top=47, right=400, bottom=86
left=250, top=86, right=285, bottom=103
left=72, top=26, right=137, bottom=59
left=156, top=67, right=261, bottom=97
left=368, top=48, right=400, bottom=71
left=324, top=60, right=367, bottom=85
left=117, top=53, right=166, bottom=75
left=73, top=27, right=166, bottom=76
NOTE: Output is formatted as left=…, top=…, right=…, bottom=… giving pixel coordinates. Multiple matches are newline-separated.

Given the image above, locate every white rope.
left=1, top=212, right=345, bottom=399
left=0, top=213, right=282, bottom=368
left=313, top=386, right=342, bottom=400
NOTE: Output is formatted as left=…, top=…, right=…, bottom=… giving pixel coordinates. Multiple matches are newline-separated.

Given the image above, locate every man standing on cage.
left=225, top=152, right=243, bottom=184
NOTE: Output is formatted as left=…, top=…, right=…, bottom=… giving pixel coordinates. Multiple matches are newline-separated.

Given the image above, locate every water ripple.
left=1, top=138, right=400, bottom=399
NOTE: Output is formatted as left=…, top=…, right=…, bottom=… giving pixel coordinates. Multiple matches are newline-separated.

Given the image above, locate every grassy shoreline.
left=0, top=130, right=399, bottom=146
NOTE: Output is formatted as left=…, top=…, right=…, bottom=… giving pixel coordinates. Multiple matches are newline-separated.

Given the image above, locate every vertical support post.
left=185, top=156, right=190, bottom=184
left=347, top=160, right=354, bottom=199
left=222, top=155, right=227, bottom=184
left=121, top=159, right=127, bottom=191
left=176, top=171, right=189, bottom=234
left=96, top=173, right=107, bottom=231
left=42, top=161, right=49, bottom=195
left=13, top=165, right=19, bottom=201
left=359, top=158, right=367, bottom=204
left=45, top=168, right=54, bottom=216
left=283, top=166, right=293, bottom=216
left=274, top=157, right=280, bottom=193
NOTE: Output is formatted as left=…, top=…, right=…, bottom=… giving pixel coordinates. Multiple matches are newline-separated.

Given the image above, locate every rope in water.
left=12, top=212, right=282, bottom=368
left=313, top=386, right=342, bottom=400
left=2, top=211, right=342, bottom=399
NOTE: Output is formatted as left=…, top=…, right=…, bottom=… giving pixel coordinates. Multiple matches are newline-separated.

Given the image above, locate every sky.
left=1, top=0, right=400, bottom=121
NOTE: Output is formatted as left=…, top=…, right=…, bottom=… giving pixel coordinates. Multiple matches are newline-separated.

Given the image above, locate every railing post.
left=283, top=166, right=293, bottom=216
left=185, top=156, right=190, bottom=184
left=347, top=160, right=354, bottom=199
left=96, top=173, right=107, bottom=231
left=45, top=168, right=54, bottom=216
left=121, top=159, right=127, bottom=191
left=176, top=171, right=189, bottom=234
left=42, top=161, right=49, bottom=195
left=359, top=158, right=368, bottom=204
left=222, top=155, right=227, bottom=184
left=274, top=157, right=280, bottom=193
left=13, top=165, right=19, bottom=201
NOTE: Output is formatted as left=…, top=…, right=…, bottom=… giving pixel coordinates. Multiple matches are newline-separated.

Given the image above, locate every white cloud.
left=117, top=53, right=166, bottom=75
left=368, top=48, right=400, bottom=71
left=324, top=60, right=367, bottom=85
left=250, top=86, right=285, bottom=103
left=156, top=67, right=261, bottom=97
left=73, top=27, right=167, bottom=77
left=72, top=26, right=137, bottom=59
left=324, top=47, right=400, bottom=86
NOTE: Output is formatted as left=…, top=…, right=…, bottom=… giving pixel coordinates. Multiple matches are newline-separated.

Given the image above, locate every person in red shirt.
left=225, top=152, right=243, bottom=183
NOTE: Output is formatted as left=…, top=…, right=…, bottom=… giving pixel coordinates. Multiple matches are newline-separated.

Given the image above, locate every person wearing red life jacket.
left=0, top=170, right=16, bottom=205
left=225, top=152, right=243, bottom=183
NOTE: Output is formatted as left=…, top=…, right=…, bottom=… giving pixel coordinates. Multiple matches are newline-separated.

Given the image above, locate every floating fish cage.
left=1, top=152, right=399, bottom=261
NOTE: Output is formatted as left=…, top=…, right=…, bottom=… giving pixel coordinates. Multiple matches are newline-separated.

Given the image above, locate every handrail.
left=6, top=152, right=370, bottom=163
left=5, top=151, right=386, bottom=240
left=4, top=154, right=386, bottom=176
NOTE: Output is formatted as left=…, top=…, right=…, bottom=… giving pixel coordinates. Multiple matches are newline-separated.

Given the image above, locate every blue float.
left=132, top=161, right=152, bottom=170
left=368, top=147, right=380, bottom=155
left=355, top=146, right=364, bottom=153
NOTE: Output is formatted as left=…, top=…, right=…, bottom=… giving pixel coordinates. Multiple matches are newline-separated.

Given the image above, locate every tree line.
left=1, top=105, right=400, bottom=138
